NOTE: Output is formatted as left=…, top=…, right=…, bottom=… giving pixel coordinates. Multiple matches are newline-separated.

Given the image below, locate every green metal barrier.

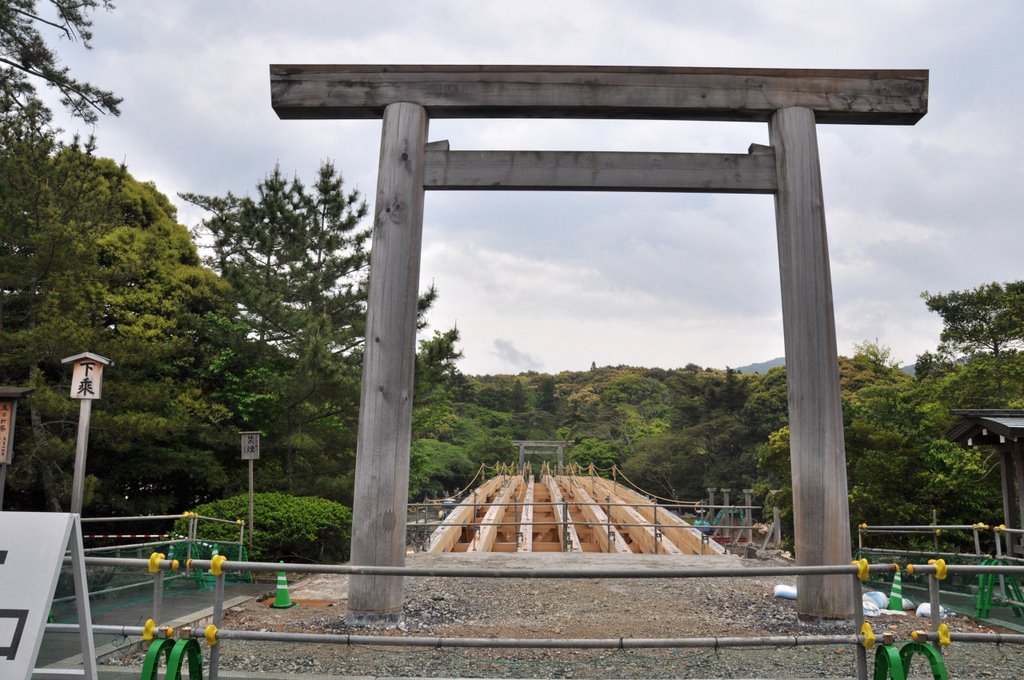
left=140, top=638, right=203, bottom=680
left=873, top=644, right=905, bottom=680
left=975, top=557, right=1024, bottom=618
left=898, top=642, right=948, bottom=680
left=873, top=642, right=948, bottom=680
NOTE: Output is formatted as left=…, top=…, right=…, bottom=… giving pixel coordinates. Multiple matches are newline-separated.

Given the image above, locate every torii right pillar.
left=771, top=106, right=853, bottom=620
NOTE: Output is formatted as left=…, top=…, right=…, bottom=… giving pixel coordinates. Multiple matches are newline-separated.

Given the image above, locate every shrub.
left=176, top=492, right=351, bottom=562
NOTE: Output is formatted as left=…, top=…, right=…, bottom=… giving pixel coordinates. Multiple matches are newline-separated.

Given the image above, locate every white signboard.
left=0, top=513, right=75, bottom=679
left=69, top=360, right=104, bottom=400
left=240, top=432, right=260, bottom=460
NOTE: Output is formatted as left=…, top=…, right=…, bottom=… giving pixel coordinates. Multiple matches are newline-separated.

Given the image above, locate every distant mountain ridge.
left=733, top=357, right=785, bottom=374
left=732, top=356, right=915, bottom=376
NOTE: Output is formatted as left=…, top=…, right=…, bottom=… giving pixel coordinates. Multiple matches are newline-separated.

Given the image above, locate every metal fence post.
left=186, top=513, right=196, bottom=567
left=562, top=499, right=569, bottom=551
left=606, top=496, right=613, bottom=550
left=928, top=572, right=942, bottom=656
left=152, top=568, right=164, bottom=623
left=851, top=572, right=867, bottom=680
left=209, top=568, right=226, bottom=680
left=653, top=504, right=659, bottom=555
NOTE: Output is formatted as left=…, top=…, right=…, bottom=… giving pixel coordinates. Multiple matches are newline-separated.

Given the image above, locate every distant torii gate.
left=512, top=440, right=571, bottom=475
left=270, top=65, right=928, bottom=625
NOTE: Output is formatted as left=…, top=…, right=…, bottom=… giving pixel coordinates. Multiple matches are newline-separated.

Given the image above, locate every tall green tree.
left=1, top=97, right=231, bottom=512
left=921, top=281, right=1024, bottom=405
left=183, top=163, right=371, bottom=493
left=922, top=282, right=1024, bottom=360
left=183, top=164, right=460, bottom=500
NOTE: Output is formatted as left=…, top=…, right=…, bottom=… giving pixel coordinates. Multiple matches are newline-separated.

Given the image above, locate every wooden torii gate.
left=270, top=65, right=928, bottom=624
left=513, top=439, right=571, bottom=475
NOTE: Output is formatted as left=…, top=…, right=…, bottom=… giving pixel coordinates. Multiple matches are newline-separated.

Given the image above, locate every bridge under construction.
left=424, top=467, right=730, bottom=556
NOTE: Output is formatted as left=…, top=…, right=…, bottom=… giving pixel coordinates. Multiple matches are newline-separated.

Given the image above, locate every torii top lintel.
left=270, top=65, right=928, bottom=124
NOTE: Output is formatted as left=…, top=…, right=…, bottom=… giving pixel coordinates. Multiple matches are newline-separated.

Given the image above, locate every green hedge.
left=176, top=492, right=351, bottom=562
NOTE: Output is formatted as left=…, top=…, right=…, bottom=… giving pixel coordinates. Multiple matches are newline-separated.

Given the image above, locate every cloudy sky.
left=45, top=1, right=1023, bottom=375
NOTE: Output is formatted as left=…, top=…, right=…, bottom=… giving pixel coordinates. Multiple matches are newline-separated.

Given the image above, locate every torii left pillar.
left=347, top=102, right=428, bottom=626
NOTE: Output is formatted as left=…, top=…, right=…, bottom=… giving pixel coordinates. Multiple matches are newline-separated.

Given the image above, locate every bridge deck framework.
left=426, top=473, right=730, bottom=556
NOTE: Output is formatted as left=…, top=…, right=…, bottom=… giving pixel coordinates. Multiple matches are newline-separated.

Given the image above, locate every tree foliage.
left=1, top=98, right=231, bottom=513
left=0, top=0, right=121, bottom=122
left=922, top=282, right=1024, bottom=359
left=177, top=492, right=352, bottom=562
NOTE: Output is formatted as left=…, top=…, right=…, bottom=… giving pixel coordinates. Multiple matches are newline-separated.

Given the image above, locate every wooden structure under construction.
left=427, top=471, right=727, bottom=556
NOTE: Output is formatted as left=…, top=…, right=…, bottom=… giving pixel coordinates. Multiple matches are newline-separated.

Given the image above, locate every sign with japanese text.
left=240, top=432, right=260, bottom=460
left=0, top=513, right=75, bottom=680
left=69, top=360, right=104, bottom=400
left=0, top=400, right=14, bottom=464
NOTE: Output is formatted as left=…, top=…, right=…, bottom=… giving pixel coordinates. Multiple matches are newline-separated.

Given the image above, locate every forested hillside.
left=409, top=312, right=1024, bottom=542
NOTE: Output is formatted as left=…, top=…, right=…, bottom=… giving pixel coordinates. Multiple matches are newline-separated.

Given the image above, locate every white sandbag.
left=773, top=584, right=798, bottom=600
left=863, top=591, right=888, bottom=608
left=862, top=601, right=881, bottom=617
left=916, top=603, right=949, bottom=618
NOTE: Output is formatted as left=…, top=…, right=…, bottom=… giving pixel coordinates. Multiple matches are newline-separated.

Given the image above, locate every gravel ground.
left=104, top=552, right=1024, bottom=678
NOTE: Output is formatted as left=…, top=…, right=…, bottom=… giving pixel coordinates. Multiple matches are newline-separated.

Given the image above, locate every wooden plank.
left=427, top=475, right=507, bottom=553
left=467, top=476, right=523, bottom=552
left=347, top=102, right=428, bottom=625
left=271, top=65, right=928, bottom=124
left=609, top=502, right=682, bottom=556
left=517, top=481, right=534, bottom=552
left=423, top=149, right=776, bottom=194
left=590, top=476, right=726, bottom=555
left=544, top=475, right=582, bottom=552
left=770, top=106, right=852, bottom=619
left=558, top=477, right=632, bottom=554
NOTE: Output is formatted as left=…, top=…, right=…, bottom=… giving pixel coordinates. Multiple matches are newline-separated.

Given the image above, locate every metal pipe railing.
left=48, top=557, right=888, bottom=680
left=858, top=524, right=977, bottom=532
left=77, top=555, right=888, bottom=579
left=206, top=629, right=861, bottom=649
left=81, top=514, right=189, bottom=523
left=82, top=538, right=189, bottom=554
left=47, top=535, right=1024, bottom=679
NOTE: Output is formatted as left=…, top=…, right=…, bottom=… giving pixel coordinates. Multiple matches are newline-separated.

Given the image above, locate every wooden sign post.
left=61, top=353, right=113, bottom=515
left=240, top=432, right=260, bottom=550
left=0, top=388, right=33, bottom=511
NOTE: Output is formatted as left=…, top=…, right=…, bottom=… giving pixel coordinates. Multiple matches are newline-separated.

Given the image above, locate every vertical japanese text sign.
left=69, top=359, right=104, bottom=400
left=0, top=400, right=14, bottom=464
left=240, top=432, right=260, bottom=460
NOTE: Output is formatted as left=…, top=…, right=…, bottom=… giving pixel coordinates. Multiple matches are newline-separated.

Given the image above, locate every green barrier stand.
left=140, top=638, right=175, bottom=680
left=165, top=638, right=204, bottom=680
left=976, top=558, right=1024, bottom=618
left=897, top=642, right=948, bottom=680
left=1004, top=565, right=1024, bottom=617
left=873, top=644, right=906, bottom=680
left=976, top=559, right=995, bottom=618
